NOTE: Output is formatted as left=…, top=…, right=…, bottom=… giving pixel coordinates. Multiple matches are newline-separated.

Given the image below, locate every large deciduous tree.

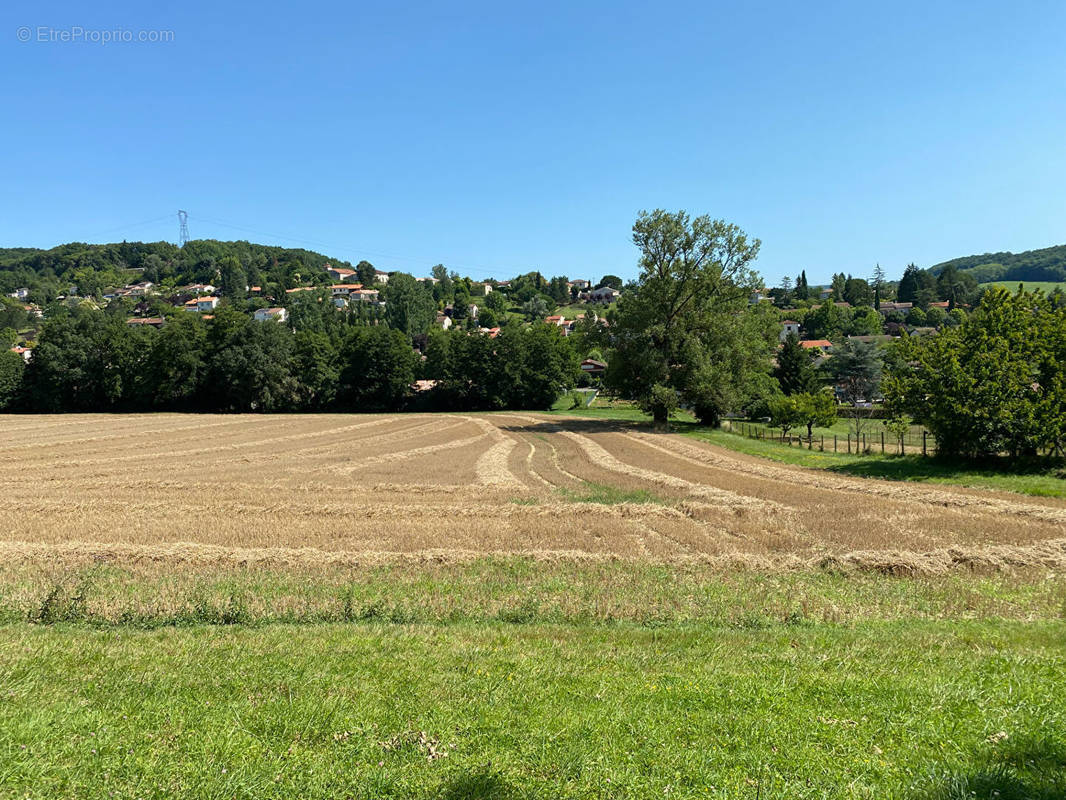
left=0, top=349, right=24, bottom=410
left=336, top=326, right=417, bottom=411
left=828, top=339, right=883, bottom=438
left=383, top=273, right=437, bottom=338
left=884, top=287, right=1066, bottom=459
left=603, top=210, right=775, bottom=429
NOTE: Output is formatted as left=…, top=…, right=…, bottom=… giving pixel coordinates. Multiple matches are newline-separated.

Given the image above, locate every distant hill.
left=0, top=239, right=354, bottom=299
left=929, top=243, right=1066, bottom=284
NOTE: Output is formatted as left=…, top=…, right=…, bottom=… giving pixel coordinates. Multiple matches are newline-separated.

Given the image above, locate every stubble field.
left=2, top=411, right=1065, bottom=567
left=1, top=412, right=1064, bottom=798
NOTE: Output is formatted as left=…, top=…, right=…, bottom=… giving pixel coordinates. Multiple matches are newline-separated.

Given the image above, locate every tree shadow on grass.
left=826, top=454, right=1065, bottom=484
left=498, top=418, right=641, bottom=436
left=438, top=766, right=519, bottom=800
left=912, top=733, right=1066, bottom=799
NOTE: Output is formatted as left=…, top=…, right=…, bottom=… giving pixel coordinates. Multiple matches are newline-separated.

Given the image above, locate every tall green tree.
left=336, top=326, right=417, bottom=411
left=830, top=272, right=847, bottom=300
left=0, top=349, right=24, bottom=410
left=218, top=256, right=247, bottom=300
left=205, top=318, right=298, bottom=412
left=21, top=309, right=146, bottom=411
left=804, top=301, right=849, bottom=341
left=843, top=277, right=872, bottom=307
left=144, top=313, right=208, bottom=409
left=355, top=260, right=376, bottom=287
left=383, top=273, right=436, bottom=337
left=521, top=295, right=549, bottom=321
left=430, top=264, right=453, bottom=304
left=897, top=264, right=921, bottom=304
left=828, top=339, right=883, bottom=438
left=603, top=209, right=773, bottom=428
left=496, top=323, right=579, bottom=409
left=774, top=333, right=819, bottom=395
left=293, top=330, right=338, bottom=410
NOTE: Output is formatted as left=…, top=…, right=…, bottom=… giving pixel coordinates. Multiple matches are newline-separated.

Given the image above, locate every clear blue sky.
left=2, top=0, right=1064, bottom=285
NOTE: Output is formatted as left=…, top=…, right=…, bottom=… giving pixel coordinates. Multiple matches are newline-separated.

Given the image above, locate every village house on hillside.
left=580, top=358, right=606, bottom=374
left=184, top=296, right=220, bottom=313
left=178, top=283, right=216, bottom=296
left=253, top=307, right=288, bottom=323
left=126, top=317, right=165, bottom=329
left=326, top=266, right=358, bottom=283
left=585, top=286, right=620, bottom=303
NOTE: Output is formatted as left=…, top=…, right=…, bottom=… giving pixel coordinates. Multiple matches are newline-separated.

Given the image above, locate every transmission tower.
left=177, top=210, right=190, bottom=246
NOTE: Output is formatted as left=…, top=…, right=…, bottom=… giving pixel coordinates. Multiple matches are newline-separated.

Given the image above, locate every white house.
left=180, top=283, right=216, bottom=296
left=254, top=307, right=288, bottom=323
left=374, top=270, right=390, bottom=285
left=125, top=281, right=155, bottom=296
left=780, top=320, right=801, bottom=341
left=185, top=296, right=220, bottom=312
left=8, top=288, right=29, bottom=300
left=10, top=346, right=31, bottom=363
left=326, top=266, right=358, bottom=283
left=587, top=286, right=620, bottom=303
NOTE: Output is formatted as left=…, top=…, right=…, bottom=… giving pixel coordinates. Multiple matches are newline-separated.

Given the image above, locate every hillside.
left=0, top=239, right=353, bottom=300
left=929, top=243, right=1066, bottom=283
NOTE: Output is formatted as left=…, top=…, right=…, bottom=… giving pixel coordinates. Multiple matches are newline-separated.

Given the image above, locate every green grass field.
left=986, top=280, right=1066, bottom=294
left=2, top=616, right=1063, bottom=799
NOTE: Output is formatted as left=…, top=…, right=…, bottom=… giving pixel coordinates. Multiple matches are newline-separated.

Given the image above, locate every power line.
left=78, top=214, right=175, bottom=244
left=191, top=213, right=530, bottom=279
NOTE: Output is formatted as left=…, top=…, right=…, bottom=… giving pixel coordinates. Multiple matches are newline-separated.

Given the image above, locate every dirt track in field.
left=1, top=412, right=1063, bottom=572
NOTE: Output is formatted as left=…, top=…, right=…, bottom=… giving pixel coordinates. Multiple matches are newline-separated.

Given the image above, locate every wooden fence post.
left=820, top=435, right=824, bottom=452
left=881, top=432, right=885, bottom=454
left=834, top=435, right=837, bottom=453
left=922, top=431, right=927, bottom=456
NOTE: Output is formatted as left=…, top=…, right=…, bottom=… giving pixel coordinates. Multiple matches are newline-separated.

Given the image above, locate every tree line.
left=586, top=210, right=1065, bottom=459
left=4, top=212, right=1063, bottom=462
left=0, top=305, right=578, bottom=414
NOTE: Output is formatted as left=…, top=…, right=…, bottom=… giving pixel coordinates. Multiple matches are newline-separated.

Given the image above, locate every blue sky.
left=2, top=0, right=1064, bottom=285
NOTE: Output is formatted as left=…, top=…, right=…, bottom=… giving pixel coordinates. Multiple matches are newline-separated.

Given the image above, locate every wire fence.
left=725, top=420, right=938, bottom=456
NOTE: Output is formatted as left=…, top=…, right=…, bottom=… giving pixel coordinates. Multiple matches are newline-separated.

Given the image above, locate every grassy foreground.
left=0, top=560, right=1064, bottom=797
left=2, top=559, right=1065, bottom=627
left=1, top=620, right=1063, bottom=799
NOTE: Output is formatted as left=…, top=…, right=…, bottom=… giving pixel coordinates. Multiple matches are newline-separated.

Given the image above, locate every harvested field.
left=2, top=412, right=1065, bottom=572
